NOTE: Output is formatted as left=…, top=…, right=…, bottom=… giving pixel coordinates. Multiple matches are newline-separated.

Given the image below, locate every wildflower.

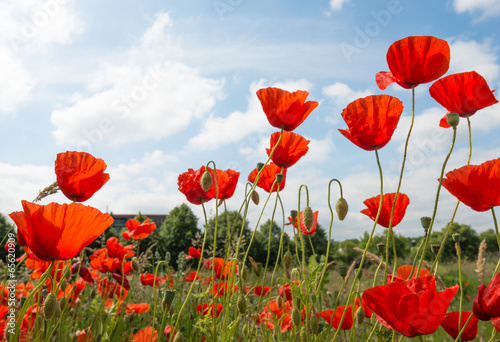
left=440, top=311, right=478, bottom=341
left=10, top=201, right=113, bottom=261
left=131, top=326, right=158, bottom=342
left=256, top=87, right=318, bottom=131
left=248, top=163, right=287, bottom=193
left=185, top=247, right=201, bottom=260
left=266, top=131, right=310, bottom=168
left=125, top=303, right=150, bottom=315
left=362, top=275, right=459, bottom=337
left=472, top=271, right=500, bottom=321
left=429, top=71, right=498, bottom=127
left=376, top=36, right=450, bottom=90
left=197, top=303, right=223, bottom=318
left=122, top=218, right=156, bottom=240
left=140, top=273, right=161, bottom=287
left=441, top=158, right=500, bottom=212
left=319, top=305, right=353, bottom=330
left=290, top=210, right=319, bottom=235
left=55, top=151, right=110, bottom=202
left=178, top=166, right=214, bottom=205
left=338, top=95, right=404, bottom=151
left=360, top=193, right=410, bottom=228
left=205, top=168, right=240, bottom=200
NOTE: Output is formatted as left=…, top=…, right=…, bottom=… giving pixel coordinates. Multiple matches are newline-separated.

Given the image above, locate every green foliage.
left=159, top=204, right=200, bottom=268
left=253, top=219, right=283, bottom=265
left=290, top=222, right=331, bottom=262
left=430, top=222, right=481, bottom=261
left=0, top=213, right=20, bottom=262
left=479, top=228, right=500, bottom=254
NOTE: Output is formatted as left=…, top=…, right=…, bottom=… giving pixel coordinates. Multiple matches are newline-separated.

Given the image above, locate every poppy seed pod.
left=339, top=266, right=348, bottom=278
left=420, top=216, right=431, bottom=230
left=164, top=291, right=176, bottom=309
left=446, top=113, right=460, bottom=127
left=237, top=295, right=247, bottom=315
left=376, top=243, right=386, bottom=255
left=275, top=172, right=284, bottom=185
left=336, top=198, right=348, bottom=221
left=256, top=162, right=265, bottom=171
left=430, top=243, right=441, bottom=256
left=43, top=293, right=57, bottom=320
left=284, top=250, right=293, bottom=270
left=290, top=210, right=298, bottom=219
left=303, top=206, right=314, bottom=231
left=251, top=190, right=260, bottom=205
left=200, top=170, right=212, bottom=192
left=452, top=233, right=461, bottom=243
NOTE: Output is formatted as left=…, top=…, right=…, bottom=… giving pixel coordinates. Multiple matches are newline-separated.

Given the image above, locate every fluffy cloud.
left=0, top=51, right=35, bottom=112
left=453, top=0, right=500, bottom=19
left=329, top=0, right=350, bottom=12
left=187, top=79, right=314, bottom=151
left=448, top=39, right=499, bottom=83
left=51, top=13, right=225, bottom=151
left=322, top=82, right=372, bottom=107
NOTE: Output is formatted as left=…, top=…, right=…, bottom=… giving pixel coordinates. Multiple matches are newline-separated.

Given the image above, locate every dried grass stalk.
left=33, top=181, right=59, bottom=202
left=476, top=239, right=487, bottom=283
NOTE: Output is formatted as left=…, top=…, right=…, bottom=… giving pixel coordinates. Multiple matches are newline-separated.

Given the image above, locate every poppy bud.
left=284, top=250, right=293, bottom=270
left=132, top=258, right=140, bottom=273
left=59, top=297, right=67, bottom=311
left=420, top=216, right=431, bottom=230
left=251, top=190, right=260, bottom=205
left=303, top=206, right=314, bottom=231
left=446, top=112, right=460, bottom=127
left=336, top=198, right=348, bottom=221
left=173, top=332, right=184, bottom=342
left=277, top=295, right=283, bottom=309
left=59, top=279, right=67, bottom=292
left=200, top=170, right=212, bottom=192
left=430, top=243, right=441, bottom=256
left=339, top=266, right=347, bottom=278
left=64, top=266, right=72, bottom=281
left=376, top=243, right=385, bottom=255
left=169, top=304, right=175, bottom=316
left=311, top=294, right=317, bottom=304
left=239, top=267, right=247, bottom=281
left=300, top=326, right=307, bottom=342
left=249, top=256, right=260, bottom=277
left=43, top=293, right=57, bottom=320
left=292, top=308, right=301, bottom=327
left=237, top=295, right=247, bottom=315
left=356, top=306, right=365, bottom=324
left=275, top=173, right=284, bottom=185
left=256, top=162, right=265, bottom=171
left=310, top=314, right=319, bottom=334
left=452, top=233, right=460, bottom=243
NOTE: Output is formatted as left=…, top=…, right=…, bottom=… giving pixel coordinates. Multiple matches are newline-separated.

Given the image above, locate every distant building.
left=109, top=213, right=167, bottom=232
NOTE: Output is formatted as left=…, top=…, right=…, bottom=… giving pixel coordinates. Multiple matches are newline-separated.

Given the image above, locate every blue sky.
left=2, top=0, right=500, bottom=240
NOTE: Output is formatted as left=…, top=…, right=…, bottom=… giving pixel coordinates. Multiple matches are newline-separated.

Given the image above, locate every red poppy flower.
left=211, top=282, right=237, bottom=297
left=338, top=95, right=404, bottom=151
left=106, top=237, right=135, bottom=260
left=429, top=71, right=498, bottom=127
left=185, top=247, right=201, bottom=260
left=248, top=163, right=287, bottom=193
left=205, top=168, right=240, bottom=201
left=360, top=193, right=410, bottom=228
left=184, top=271, right=202, bottom=282
left=319, top=305, right=354, bottom=330
left=71, top=262, right=94, bottom=283
left=472, top=271, right=500, bottom=321
left=196, top=303, right=223, bottom=318
left=258, top=298, right=293, bottom=333
left=493, top=317, right=500, bottom=333
left=278, top=280, right=299, bottom=302
left=125, top=303, right=150, bottom=315
left=178, top=166, right=214, bottom=205
left=206, top=257, right=238, bottom=280
left=131, top=327, right=158, bottom=342
left=376, top=36, right=450, bottom=90
left=55, top=151, right=110, bottom=202
left=266, top=131, right=310, bottom=168
left=122, top=218, right=156, bottom=240
left=388, top=265, right=429, bottom=283
left=9, top=201, right=113, bottom=261
left=112, top=273, right=130, bottom=290
left=76, top=327, right=92, bottom=342
left=163, top=325, right=177, bottom=340
left=140, top=273, right=161, bottom=287
left=256, top=87, right=318, bottom=131
left=253, top=286, right=271, bottom=296
left=290, top=210, right=319, bottom=235
left=362, top=275, right=459, bottom=337
left=442, top=158, right=500, bottom=212
left=440, top=311, right=478, bottom=341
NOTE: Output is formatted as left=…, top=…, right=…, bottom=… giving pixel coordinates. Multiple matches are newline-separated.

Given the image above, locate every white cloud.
left=187, top=79, right=314, bottom=151
left=453, top=0, right=500, bottom=19
left=329, top=0, right=350, bottom=12
left=51, top=13, right=225, bottom=150
left=322, top=82, right=372, bottom=108
left=0, top=50, right=35, bottom=112
left=448, top=39, right=499, bottom=84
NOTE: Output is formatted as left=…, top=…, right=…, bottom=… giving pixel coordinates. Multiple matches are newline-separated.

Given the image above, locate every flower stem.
left=491, top=207, right=500, bottom=275
left=332, top=147, right=384, bottom=341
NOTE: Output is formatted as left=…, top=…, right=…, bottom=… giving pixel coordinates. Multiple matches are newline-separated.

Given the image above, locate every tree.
left=159, top=204, right=200, bottom=267
left=204, top=210, right=257, bottom=259
left=0, top=213, right=20, bottom=262
left=430, top=222, right=481, bottom=261
left=479, top=228, right=500, bottom=254
left=254, top=219, right=285, bottom=265
left=289, top=222, right=331, bottom=261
